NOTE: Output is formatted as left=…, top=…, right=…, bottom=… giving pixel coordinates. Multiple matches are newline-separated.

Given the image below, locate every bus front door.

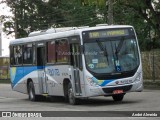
left=37, top=46, right=48, bottom=94
left=72, top=44, right=82, bottom=96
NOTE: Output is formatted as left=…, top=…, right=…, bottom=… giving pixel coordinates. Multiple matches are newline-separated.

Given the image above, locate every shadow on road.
left=23, top=96, right=142, bottom=106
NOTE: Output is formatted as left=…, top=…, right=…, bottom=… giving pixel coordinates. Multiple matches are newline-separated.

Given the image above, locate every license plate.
left=113, top=90, right=123, bottom=94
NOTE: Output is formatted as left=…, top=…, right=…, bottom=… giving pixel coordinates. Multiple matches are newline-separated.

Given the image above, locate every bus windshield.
left=84, top=37, right=139, bottom=74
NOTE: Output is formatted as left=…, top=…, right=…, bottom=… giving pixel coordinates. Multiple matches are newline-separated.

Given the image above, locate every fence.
left=141, top=49, right=160, bottom=81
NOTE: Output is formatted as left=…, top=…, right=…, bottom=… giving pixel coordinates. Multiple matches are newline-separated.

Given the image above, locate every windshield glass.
left=84, top=38, right=139, bottom=74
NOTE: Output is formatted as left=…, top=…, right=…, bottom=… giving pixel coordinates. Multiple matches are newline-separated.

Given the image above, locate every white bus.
left=10, top=25, right=143, bottom=105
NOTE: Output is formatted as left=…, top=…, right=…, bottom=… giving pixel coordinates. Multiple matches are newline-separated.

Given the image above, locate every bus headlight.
left=86, top=76, right=99, bottom=86
left=135, top=72, right=142, bottom=82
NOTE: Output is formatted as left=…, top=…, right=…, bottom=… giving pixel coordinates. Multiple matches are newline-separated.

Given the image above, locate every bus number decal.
left=47, top=68, right=60, bottom=76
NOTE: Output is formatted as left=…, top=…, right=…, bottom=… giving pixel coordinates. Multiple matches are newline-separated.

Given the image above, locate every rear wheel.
left=68, top=82, right=79, bottom=105
left=112, top=94, right=124, bottom=101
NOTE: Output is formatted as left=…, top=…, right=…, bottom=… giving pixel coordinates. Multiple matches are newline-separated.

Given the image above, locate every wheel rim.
left=68, top=87, right=75, bottom=104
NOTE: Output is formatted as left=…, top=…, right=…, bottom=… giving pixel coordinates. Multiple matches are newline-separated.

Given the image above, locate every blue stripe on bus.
left=10, top=66, right=38, bottom=87
left=99, top=80, right=113, bottom=86
left=10, top=66, right=115, bottom=88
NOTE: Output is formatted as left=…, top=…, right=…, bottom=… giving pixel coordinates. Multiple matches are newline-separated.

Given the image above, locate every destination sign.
left=88, top=29, right=129, bottom=39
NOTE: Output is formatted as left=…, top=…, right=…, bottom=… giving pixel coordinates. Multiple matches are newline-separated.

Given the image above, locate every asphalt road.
left=0, top=84, right=159, bottom=120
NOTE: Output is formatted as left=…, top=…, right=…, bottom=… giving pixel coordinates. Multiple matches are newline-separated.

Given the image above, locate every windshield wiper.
left=115, top=37, right=125, bottom=60
left=96, top=39, right=109, bottom=65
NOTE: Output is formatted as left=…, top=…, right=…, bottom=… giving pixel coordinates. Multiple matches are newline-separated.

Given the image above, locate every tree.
left=1, top=0, right=103, bottom=38
left=2, top=0, right=160, bottom=51
left=113, top=0, right=160, bottom=50
left=58, top=0, right=102, bottom=27
left=1, top=0, right=65, bottom=38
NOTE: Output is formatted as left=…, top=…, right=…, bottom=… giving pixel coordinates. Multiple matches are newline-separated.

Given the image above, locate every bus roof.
left=10, top=25, right=133, bottom=45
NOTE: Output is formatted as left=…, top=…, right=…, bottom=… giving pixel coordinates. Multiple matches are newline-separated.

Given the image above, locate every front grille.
left=102, top=85, right=132, bottom=94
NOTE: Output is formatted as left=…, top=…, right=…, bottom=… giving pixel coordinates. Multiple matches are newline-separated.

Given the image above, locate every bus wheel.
left=112, top=94, right=124, bottom=101
left=28, top=81, right=37, bottom=101
left=68, top=82, right=79, bottom=105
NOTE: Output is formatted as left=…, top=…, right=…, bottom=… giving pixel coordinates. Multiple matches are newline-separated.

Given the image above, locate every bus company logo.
left=2, top=112, right=11, bottom=117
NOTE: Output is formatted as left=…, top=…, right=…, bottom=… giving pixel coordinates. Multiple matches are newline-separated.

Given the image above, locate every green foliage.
left=1, top=0, right=103, bottom=38
left=0, top=0, right=160, bottom=51
left=58, top=0, right=103, bottom=27
left=82, top=0, right=105, bottom=6
left=1, top=0, right=65, bottom=38
left=113, top=0, right=160, bottom=50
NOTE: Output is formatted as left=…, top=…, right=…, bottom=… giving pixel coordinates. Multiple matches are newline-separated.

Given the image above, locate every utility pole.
left=14, top=8, right=18, bottom=39
left=107, top=0, right=113, bottom=25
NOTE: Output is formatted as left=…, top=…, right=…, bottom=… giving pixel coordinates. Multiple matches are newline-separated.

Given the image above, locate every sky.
left=0, top=2, right=14, bottom=56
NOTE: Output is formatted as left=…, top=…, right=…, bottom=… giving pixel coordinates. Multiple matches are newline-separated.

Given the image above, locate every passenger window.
left=56, top=39, right=69, bottom=63
left=10, top=46, right=14, bottom=65
left=32, top=45, right=36, bottom=64
left=14, top=45, right=22, bottom=65
left=23, top=44, right=33, bottom=64
left=47, top=41, right=56, bottom=63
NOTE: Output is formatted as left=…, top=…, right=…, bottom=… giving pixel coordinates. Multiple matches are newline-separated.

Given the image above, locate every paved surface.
left=0, top=84, right=159, bottom=120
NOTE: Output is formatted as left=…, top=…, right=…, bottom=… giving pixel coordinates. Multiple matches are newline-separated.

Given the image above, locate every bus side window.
left=23, top=44, right=33, bottom=64
left=32, top=44, right=36, bottom=64
left=56, top=39, right=70, bottom=63
left=10, top=46, right=15, bottom=65
left=47, top=41, right=56, bottom=63
left=14, top=46, right=22, bottom=65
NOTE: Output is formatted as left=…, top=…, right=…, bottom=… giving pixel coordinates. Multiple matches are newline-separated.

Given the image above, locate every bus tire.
left=28, top=81, right=37, bottom=101
left=67, top=82, right=79, bottom=105
left=112, top=94, right=124, bottom=101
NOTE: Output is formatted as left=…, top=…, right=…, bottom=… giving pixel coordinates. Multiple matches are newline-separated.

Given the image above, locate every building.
left=0, top=55, right=9, bottom=80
